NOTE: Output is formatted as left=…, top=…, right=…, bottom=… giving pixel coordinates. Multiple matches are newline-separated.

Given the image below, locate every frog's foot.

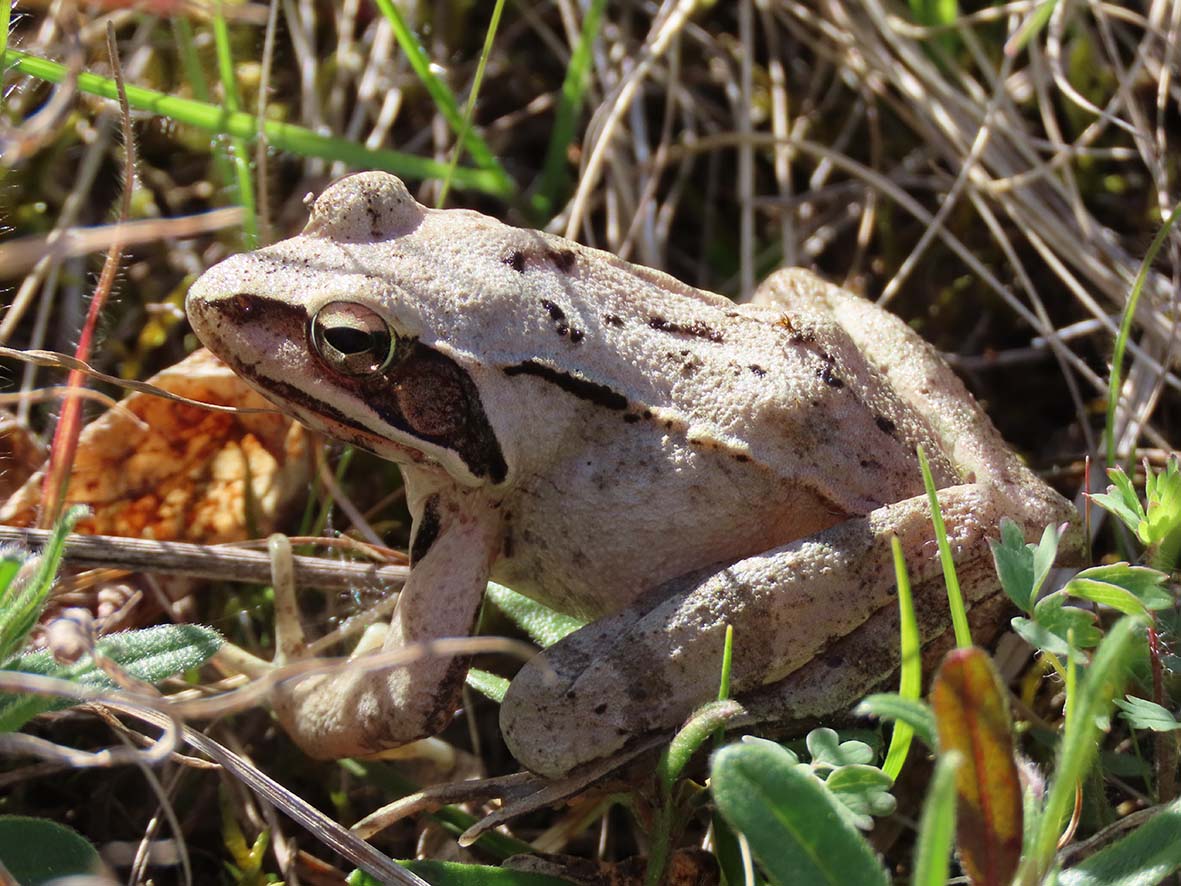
left=351, top=735, right=667, bottom=845
left=226, top=502, right=502, bottom=761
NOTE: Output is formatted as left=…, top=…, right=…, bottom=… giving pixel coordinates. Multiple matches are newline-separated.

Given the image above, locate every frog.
left=185, top=171, right=1078, bottom=780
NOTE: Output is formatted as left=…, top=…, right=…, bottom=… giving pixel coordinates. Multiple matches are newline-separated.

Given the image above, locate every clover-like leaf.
left=806, top=727, right=873, bottom=769
left=1114, top=696, right=1181, bottom=732
left=990, top=517, right=1037, bottom=613
left=824, top=764, right=897, bottom=831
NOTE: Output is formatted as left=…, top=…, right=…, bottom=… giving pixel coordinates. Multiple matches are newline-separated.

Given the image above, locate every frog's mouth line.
left=189, top=291, right=509, bottom=485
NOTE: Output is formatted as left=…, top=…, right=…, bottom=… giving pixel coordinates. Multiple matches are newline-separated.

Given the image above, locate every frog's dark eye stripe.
left=311, top=301, right=397, bottom=376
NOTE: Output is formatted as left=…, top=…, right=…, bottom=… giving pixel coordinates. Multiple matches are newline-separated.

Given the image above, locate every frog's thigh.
left=500, top=484, right=1004, bottom=779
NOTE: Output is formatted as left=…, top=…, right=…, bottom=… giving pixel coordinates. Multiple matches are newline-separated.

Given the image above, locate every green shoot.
left=917, top=445, right=971, bottom=647
left=370, top=0, right=513, bottom=197
left=1104, top=204, right=1181, bottom=468
left=881, top=536, right=920, bottom=780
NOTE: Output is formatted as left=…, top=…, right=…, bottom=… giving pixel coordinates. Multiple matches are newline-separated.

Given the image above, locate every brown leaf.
left=0, top=411, right=48, bottom=500
left=2, top=348, right=310, bottom=542
left=931, top=646, right=1023, bottom=886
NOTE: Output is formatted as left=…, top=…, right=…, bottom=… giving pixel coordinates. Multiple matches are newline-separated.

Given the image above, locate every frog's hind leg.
left=499, top=478, right=1056, bottom=780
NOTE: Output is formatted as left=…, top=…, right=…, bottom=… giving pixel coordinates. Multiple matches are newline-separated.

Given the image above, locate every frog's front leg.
left=271, top=491, right=502, bottom=760
left=501, top=479, right=1069, bottom=779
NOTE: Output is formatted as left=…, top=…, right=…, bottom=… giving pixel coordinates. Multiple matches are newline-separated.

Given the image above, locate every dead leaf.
left=931, top=646, right=1023, bottom=886
left=2, top=348, right=310, bottom=543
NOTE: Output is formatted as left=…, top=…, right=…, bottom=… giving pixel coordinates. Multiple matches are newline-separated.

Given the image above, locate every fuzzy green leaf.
left=1058, top=796, right=1181, bottom=886
left=0, top=816, right=105, bottom=883
left=0, top=624, right=222, bottom=732
left=464, top=668, right=509, bottom=703
left=711, top=741, right=889, bottom=886
left=485, top=583, right=584, bottom=648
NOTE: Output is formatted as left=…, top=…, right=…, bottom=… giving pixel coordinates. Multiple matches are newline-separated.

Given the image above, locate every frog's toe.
left=500, top=663, right=639, bottom=779
left=498, top=608, right=688, bottom=778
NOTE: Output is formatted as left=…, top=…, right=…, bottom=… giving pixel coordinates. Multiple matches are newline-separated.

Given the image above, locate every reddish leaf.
left=930, top=647, right=1023, bottom=886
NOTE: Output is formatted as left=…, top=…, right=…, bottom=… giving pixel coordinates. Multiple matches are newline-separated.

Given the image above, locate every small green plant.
left=0, top=510, right=223, bottom=882
left=989, top=515, right=1171, bottom=664
left=712, top=448, right=1180, bottom=886
left=1092, top=457, right=1181, bottom=573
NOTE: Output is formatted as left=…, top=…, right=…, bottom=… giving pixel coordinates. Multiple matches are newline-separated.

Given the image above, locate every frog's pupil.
left=326, top=325, right=382, bottom=355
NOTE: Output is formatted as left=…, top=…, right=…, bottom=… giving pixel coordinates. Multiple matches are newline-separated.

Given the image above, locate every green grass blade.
left=1104, top=203, right=1181, bottom=467
left=0, top=507, right=83, bottom=664
left=211, top=6, right=258, bottom=248
left=436, top=0, right=507, bottom=207
left=1007, top=0, right=1057, bottom=55
left=1024, top=616, right=1145, bottom=881
left=910, top=750, right=962, bottom=886
left=2, top=49, right=511, bottom=197
left=917, top=445, right=971, bottom=647
left=532, top=0, right=607, bottom=220
left=717, top=624, right=734, bottom=701
left=882, top=537, right=920, bottom=780
left=485, top=582, right=583, bottom=648
left=0, top=1, right=11, bottom=95
left=371, top=0, right=513, bottom=197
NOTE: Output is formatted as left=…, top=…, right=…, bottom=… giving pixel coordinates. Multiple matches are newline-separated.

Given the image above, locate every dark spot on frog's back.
left=503, top=250, right=526, bottom=273
left=603, top=313, right=624, bottom=328
left=875, top=415, right=897, bottom=436
left=548, top=248, right=576, bottom=273
left=819, top=364, right=844, bottom=388
left=539, top=299, right=585, bottom=342
left=365, top=197, right=382, bottom=238
left=540, top=299, right=567, bottom=323
left=503, top=360, right=628, bottom=411
left=647, top=315, right=724, bottom=343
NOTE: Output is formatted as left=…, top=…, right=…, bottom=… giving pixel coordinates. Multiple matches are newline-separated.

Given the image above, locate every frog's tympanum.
left=187, top=172, right=1077, bottom=779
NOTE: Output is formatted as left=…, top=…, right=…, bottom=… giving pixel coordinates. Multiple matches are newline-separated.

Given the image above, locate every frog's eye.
left=311, top=301, right=397, bottom=376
